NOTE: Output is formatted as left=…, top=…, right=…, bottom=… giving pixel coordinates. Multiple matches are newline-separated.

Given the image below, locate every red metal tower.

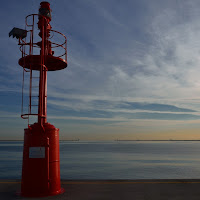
left=9, top=2, right=67, bottom=197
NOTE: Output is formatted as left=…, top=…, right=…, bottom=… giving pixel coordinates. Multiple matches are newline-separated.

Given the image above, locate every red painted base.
left=21, top=122, right=63, bottom=197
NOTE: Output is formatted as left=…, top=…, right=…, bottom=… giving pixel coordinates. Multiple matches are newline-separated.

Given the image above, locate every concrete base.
left=1, top=179, right=200, bottom=200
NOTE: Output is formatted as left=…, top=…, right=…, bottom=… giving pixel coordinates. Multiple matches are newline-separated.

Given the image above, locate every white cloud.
left=3, top=0, right=200, bottom=139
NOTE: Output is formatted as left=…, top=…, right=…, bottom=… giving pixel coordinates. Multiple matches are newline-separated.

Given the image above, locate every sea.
left=1, top=141, right=200, bottom=180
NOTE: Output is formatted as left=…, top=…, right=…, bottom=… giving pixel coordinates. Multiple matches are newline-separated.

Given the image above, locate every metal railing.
left=19, top=14, right=67, bottom=125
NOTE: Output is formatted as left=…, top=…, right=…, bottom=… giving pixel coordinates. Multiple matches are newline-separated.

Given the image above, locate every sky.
left=2, top=0, right=200, bottom=140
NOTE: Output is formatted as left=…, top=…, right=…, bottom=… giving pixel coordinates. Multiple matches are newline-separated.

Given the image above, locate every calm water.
left=1, top=141, right=200, bottom=179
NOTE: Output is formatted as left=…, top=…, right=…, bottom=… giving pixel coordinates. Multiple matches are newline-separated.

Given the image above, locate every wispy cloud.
left=2, top=0, right=200, bottom=139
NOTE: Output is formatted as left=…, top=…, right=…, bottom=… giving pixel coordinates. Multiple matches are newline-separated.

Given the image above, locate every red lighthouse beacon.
left=9, top=2, right=67, bottom=197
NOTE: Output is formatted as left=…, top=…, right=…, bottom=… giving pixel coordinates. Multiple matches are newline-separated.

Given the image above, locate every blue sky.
left=2, top=0, right=200, bottom=140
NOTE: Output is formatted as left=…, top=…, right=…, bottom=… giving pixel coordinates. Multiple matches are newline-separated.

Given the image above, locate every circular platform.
left=18, top=55, right=67, bottom=71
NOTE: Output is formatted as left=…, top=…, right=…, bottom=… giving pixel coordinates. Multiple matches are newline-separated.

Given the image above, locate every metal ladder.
left=21, top=67, right=40, bottom=126
left=20, top=15, right=40, bottom=126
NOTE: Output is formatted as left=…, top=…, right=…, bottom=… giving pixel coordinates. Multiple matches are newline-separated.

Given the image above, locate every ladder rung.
left=31, top=95, right=39, bottom=97
left=24, top=69, right=31, bottom=72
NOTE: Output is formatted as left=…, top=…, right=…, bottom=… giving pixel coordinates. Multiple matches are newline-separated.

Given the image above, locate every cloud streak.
left=2, top=0, right=200, bottom=139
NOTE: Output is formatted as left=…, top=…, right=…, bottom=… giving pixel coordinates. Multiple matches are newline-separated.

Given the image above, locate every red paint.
left=10, top=1, right=67, bottom=197
left=19, top=55, right=67, bottom=71
left=21, top=123, right=63, bottom=197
